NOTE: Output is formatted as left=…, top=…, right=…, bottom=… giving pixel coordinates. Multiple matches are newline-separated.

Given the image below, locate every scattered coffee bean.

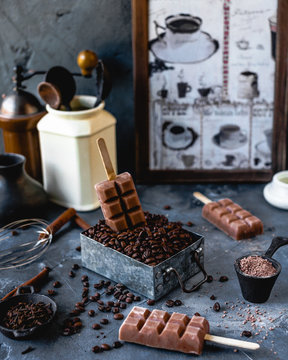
left=92, top=345, right=102, bottom=353
left=73, top=321, right=82, bottom=329
left=147, top=299, right=155, bottom=306
left=125, top=297, right=133, bottom=303
left=88, top=310, right=95, bottom=317
left=114, top=313, right=124, bottom=320
left=219, top=276, right=229, bottom=282
left=112, top=307, right=119, bottom=314
left=113, top=341, right=123, bottom=349
left=210, top=295, right=216, bottom=300
left=72, top=263, right=80, bottom=270
left=47, top=289, right=56, bottom=296
left=207, top=275, right=213, bottom=283
left=105, top=306, right=111, bottom=312
left=98, top=305, right=105, bottom=312
left=120, top=303, right=127, bottom=309
left=21, top=346, right=35, bottom=355
left=101, top=344, right=111, bottom=351
left=100, top=318, right=109, bottom=325
left=75, top=246, right=81, bottom=252
left=70, top=309, right=80, bottom=316
left=97, top=300, right=104, bottom=305
left=94, top=292, right=101, bottom=299
left=134, top=296, right=141, bottom=301
left=83, top=281, right=89, bottom=287
left=194, top=312, right=201, bottom=316
left=241, top=330, right=252, bottom=338
left=164, top=205, right=171, bottom=210
left=11, top=230, right=19, bottom=236
left=89, top=296, right=96, bottom=302
left=82, top=297, right=89, bottom=304
left=186, top=221, right=194, bottom=227
left=213, top=302, right=221, bottom=312
left=174, top=299, right=182, bottom=306
left=92, top=323, right=101, bottom=330
left=166, top=300, right=175, bottom=307
left=104, top=281, right=111, bottom=287
left=81, top=275, right=88, bottom=282
left=53, top=281, right=61, bottom=288
left=69, top=271, right=75, bottom=278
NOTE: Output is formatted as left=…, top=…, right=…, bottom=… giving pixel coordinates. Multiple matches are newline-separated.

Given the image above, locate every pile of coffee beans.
left=83, top=212, right=197, bottom=266
left=2, top=301, right=53, bottom=330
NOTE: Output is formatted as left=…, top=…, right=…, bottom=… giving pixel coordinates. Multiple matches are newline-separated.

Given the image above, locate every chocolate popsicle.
left=95, top=138, right=146, bottom=232
left=194, top=192, right=263, bottom=240
left=119, top=306, right=259, bottom=355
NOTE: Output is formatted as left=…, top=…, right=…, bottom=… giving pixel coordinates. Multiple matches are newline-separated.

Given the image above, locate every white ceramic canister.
left=37, top=95, right=117, bottom=211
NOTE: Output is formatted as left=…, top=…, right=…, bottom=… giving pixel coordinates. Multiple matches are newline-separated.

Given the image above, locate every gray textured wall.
left=0, top=0, right=134, bottom=173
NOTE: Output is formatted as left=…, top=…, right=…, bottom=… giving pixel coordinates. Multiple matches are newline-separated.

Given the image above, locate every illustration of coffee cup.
left=213, top=124, right=247, bottom=149
left=177, top=82, right=192, bottom=98
left=177, top=153, right=195, bottom=167
left=157, top=89, right=168, bottom=99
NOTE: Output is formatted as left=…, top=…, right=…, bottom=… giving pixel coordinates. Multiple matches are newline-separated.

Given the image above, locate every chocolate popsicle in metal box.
left=81, top=138, right=206, bottom=300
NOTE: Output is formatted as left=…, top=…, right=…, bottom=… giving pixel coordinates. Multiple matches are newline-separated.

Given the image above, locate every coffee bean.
left=210, top=295, right=216, bottom=300
left=174, top=299, right=182, bottom=306
left=82, top=297, right=89, bottom=304
left=89, top=296, right=96, bottom=302
left=92, top=345, right=102, bottom=353
left=100, top=318, right=109, bottom=325
left=127, top=292, right=134, bottom=297
left=88, top=310, right=95, bottom=317
left=207, top=275, right=213, bottom=283
left=69, top=271, right=75, bottom=278
left=98, top=305, right=105, bottom=312
left=73, top=317, right=80, bottom=323
left=107, top=301, right=114, bottom=307
left=134, top=296, right=141, bottom=301
left=73, top=321, right=82, bottom=329
left=114, top=313, right=124, bottom=320
left=241, top=330, right=252, bottom=338
left=112, top=307, right=119, bottom=314
left=53, top=281, right=61, bottom=288
left=104, top=280, right=111, bottom=287
left=125, top=297, right=133, bottom=303
left=147, top=299, right=155, bottom=306
left=47, top=289, right=56, bottom=295
left=11, top=230, right=19, bottom=236
left=94, top=292, right=101, bottom=299
left=105, top=306, right=111, bottom=312
left=166, top=300, right=174, bottom=308
left=70, top=309, right=80, bottom=316
left=81, top=275, right=88, bottom=282
left=75, top=246, right=81, bottom=252
left=83, top=281, right=89, bottom=287
left=113, top=341, right=123, bottom=349
left=213, top=302, right=221, bottom=312
left=97, top=300, right=104, bottom=305
left=72, top=264, right=80, bottom=270
left=119, top=303, right=127, bottom=309
left=219, top=276, right=229, bottom=282
left=194, top=312, right=201, bottom=316
left=101, top=344, right=111, bottom=351
left=164, top=205, right=171, bottom=210
left=186, top=221, right=194, bottom=227
left=92, top=323, right=101, bottom=330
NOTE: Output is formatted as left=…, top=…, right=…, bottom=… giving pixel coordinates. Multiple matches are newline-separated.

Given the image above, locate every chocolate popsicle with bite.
left=95, top=138, right=146, bottom=232
left=119, top=306, right=259, bottom=355
left=193, top=192, right=263, bottom=240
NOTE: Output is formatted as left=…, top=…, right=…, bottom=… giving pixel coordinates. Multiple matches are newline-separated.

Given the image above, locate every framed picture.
left=132, top=0, right=288, bottom=182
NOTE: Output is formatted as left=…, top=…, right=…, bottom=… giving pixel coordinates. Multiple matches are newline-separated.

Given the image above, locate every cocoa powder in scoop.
left=239, top=256, right=277, bottom=277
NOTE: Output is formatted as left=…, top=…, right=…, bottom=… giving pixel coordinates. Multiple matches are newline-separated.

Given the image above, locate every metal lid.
left=0, top=89, right=44, bottom=116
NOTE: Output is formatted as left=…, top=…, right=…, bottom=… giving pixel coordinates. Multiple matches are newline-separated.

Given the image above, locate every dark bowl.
left=234, top=254, right=281, bottom=303
left=0, top=292, right=57, bottom=339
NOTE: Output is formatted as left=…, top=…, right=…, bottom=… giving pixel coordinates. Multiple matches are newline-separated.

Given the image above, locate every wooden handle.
left=205, top=334, right=260, bottom=350
left=77, top=50, right=98, bottom=77
left=97, top=138, right=116, bottom=180
left=193, top=192, right=212, bottom=205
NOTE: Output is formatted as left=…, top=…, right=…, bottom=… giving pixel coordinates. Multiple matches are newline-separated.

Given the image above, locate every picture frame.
left=132, top=0, right=288, bottom=183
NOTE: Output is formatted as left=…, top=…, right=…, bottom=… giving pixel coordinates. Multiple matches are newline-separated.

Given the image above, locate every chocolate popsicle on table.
left=95, top=138, right=146, bottom=232
left=193, top=192, right=263, bottom=240
left=119, top=306, right=259, bottom=355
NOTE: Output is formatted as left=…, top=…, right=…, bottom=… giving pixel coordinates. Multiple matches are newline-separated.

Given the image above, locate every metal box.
left=81, top=230, right=204, bottom=300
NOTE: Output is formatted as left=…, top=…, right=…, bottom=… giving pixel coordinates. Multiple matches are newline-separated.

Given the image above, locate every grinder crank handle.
left=265, top=236, right=288, bottom=258
left=97, top=138, right=117, bottom=181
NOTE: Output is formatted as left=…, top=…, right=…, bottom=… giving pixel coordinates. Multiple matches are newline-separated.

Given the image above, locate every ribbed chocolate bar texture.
left=95, top=172, right=146, bottom=232
left=119, top=306, right=209, bottom=355
left=202, top=198, right=263, bottom=240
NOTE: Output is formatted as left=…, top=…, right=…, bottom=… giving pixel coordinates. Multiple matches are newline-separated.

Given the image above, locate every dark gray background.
left=0, top=0, right=134, bottom=173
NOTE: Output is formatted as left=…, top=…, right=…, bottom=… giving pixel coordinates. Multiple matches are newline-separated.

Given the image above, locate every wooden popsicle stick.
left=204, top=334, right=260, bottom=350
left=97, top=138, right=116, bottom=180
left=193, top=192, right=212, bottom=205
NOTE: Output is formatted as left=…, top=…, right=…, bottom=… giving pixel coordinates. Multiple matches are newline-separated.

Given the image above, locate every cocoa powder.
left=239, top=256, right=277, bottom=277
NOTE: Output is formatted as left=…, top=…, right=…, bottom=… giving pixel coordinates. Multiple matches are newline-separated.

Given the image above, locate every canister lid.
left=0, top=89, right=44, bottom=116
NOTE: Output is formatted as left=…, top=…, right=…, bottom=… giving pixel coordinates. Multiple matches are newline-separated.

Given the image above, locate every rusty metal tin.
left=80, top=230, right=204, bottom=300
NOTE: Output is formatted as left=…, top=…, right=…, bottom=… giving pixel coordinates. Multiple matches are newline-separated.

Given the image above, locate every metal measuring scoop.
left=38, top=66, right=76, bottom=110
left=234, top=236, right=288, bottom=303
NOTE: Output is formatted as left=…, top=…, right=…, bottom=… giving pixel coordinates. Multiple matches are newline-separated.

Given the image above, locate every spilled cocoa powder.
left=239, top=256, right=277, bottom=277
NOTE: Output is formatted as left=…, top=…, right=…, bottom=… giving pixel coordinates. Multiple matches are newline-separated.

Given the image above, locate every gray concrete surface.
left=0, top=0, right=134, bottom=172
left=0, top=183, right=287, bottom=359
